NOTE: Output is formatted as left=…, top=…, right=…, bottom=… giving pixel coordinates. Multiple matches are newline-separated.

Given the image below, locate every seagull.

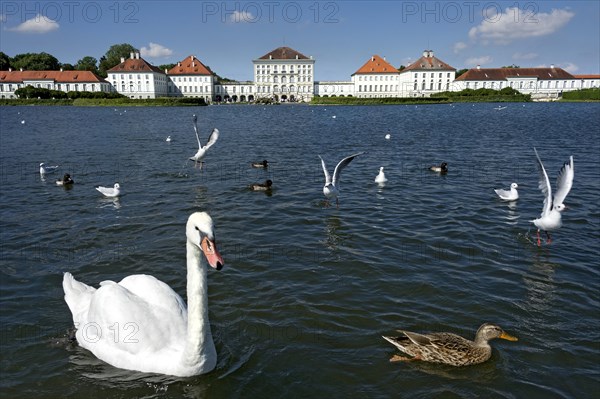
left=39, top=162, right=59, bottom=175
left=96, top=183, right=121, bottom=198
left=494, top=183, right=519, bottom=201
left=531, top=148, right=574, bottom=246
left=189, top=115, right=219, bottom=168
left=429, top=162, right=448, bottom=173
left=166, top=135, right=172, bottom=142
left=318, top=152, right=364, bottom=208
left=375, top=167, right=388, bottom=184
left=385, top=133, right=391, bottom=140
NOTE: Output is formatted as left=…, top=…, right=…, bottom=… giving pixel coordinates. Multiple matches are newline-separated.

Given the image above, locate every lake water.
left=0, top=103, right=598, bottom=398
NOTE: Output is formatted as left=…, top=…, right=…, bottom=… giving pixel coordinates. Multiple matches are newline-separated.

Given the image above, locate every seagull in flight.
left=189, top=114, right=219, bottom=169
left=531, top=148, right=574, bottom=246
left=318, top=152, right=364, bottom=208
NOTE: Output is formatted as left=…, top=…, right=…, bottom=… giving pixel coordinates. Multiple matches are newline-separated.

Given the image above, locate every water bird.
left=251, top=160, right=269, bottom=168
left=39, top=162, right=59, bottom=175
left=250, top=179, right=273, bottom=191
left=385, top=133, right=391, bottom=140
left=166, top=136, right=172, bottom=142
left=531, top=148, right=574, bottom=246
left=494, top=183, right=519, bottom=201
left=21, top=120, right=26, bottom=124
left=332, top=115, right=336, bottom=119
left=429, top=162, right=448, bottom=173
left=96, top=183, right=121, bottom=198
left=318, top=152, right=364, bottom=208
left=189, top=114, right=219, bottom=168
left=382, top=323, right=518, bottom=366
left=56, top=173, right=74, bottom=186
left=494, top=106, right=507, bottom=111
left=375, top=167, right=388, bottom=184
left=62, top=212, right=224, bottom=377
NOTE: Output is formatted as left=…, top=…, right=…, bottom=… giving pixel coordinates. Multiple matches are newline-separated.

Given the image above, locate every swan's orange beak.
left=201, top=237, right=224, bottom=270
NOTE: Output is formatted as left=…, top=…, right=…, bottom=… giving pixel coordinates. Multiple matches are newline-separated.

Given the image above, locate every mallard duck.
left=252, top=159, right=269, bottom=168
left=250, top=179, right=273, bottom=191
left=382, top=323, right=517, bottom=366
left=429, top=162, right=448, bottom=174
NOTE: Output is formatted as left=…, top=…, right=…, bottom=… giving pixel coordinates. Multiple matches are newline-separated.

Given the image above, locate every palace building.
left=2, top=47, right=597, bottom=102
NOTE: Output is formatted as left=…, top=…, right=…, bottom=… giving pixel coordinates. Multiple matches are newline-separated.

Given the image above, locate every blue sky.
left=1, top=1, right=598, bottom=81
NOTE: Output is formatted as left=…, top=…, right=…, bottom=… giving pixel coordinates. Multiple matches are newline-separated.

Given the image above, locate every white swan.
left=189, top=114, right=219, bottom=168
left=375, top=167, right=388, bottom=184
left=63, top=212, right=224, bottom=376
left=318, top=152, right=364, bottom=207
left=531, top=148, right=574, bottom=246
left=95, top=183, right=121, bottom=198
left=494, top=183, right=519, bottom=201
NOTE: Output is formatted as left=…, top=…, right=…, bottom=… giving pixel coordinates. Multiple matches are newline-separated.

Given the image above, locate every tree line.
left=0, top=43, right=178, bottom=78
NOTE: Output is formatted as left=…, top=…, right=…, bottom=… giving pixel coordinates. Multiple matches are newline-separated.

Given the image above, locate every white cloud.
left=561, top=62, right=579, bottom=73
left=469, top=7, right=574, bottom=45
left=9, top=14, right=59, bottom=33
left=465, top=56, right=493, bottom=66
left=453, top=42, right=468, bottom=54
left=140, top=43, right=173, bottom=58
left=229, top=10, right=256, bottom=23
left=512, top=52, right=538, bottom=60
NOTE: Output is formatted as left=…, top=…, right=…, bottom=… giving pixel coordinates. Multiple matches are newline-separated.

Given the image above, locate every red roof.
left=258, top=47, right=310, bottom=60
left=108, top=56, right=164, bottom=74
left=353, top=55, right=398, bottom=75
left=402, top=50, right=455, bottom=72
left=573, top=75, right=600, bottom=79
left=168, top=55, right=213, bottom=75
left=456, top=67, right=575, bottom=81
left=0, top=70, right=106, bottom=83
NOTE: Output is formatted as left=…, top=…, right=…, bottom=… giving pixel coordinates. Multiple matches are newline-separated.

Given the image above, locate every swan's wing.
left=553, top=155, right=574, bottom=208
left=202, top=128, right=220, bottom=150
left=192, top=114, right=202, bottom=149
left=318, top=155, right=331, bottom=185
left=332, top=152, right=365, bottom=186
left=534, top=147, right=552, bottom=217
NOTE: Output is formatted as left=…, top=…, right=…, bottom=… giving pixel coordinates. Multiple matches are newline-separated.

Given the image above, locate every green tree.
left=398, top=65, right=406, bottom=72
left=0, top=52, right=11, bottom=70
left=75, top=56, right=99, bottom=73
left=98, top=43, right=138, bottom=77
left=501, top=64, right=520, bottom=68
left=159, top=63, right=176, bottom=72
left=11, top=52, right=60, bottom=70
left=455, top=68, right=469, bottom=78
left=60, top=63, right=75, bottom=71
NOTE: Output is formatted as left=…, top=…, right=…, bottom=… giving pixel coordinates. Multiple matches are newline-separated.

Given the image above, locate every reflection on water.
left=323, top=215, right=342, bottom=251
left=98, top=197, right=121, bottom=210
left=505, top=201, right=519, bottom=224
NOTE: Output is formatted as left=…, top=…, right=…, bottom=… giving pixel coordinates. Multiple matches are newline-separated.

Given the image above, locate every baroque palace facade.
left=1, top=46, right=598, bottom=102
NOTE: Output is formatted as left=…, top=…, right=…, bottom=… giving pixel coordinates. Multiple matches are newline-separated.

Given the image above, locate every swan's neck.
left=182, top=241, right=214, bottom=368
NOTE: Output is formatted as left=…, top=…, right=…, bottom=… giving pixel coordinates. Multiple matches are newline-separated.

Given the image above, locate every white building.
left=214, top=81, right=255, bottom=102
left=107, top=52, right=168, bottom=99
left=314, top=81, right=355, bottom=97
left=398, top=50, right=455, bottom=97
left=167, top=55, right=214, bottom=103
left=451, top=65, right=584, bottom=100
left=351, top=55, right=399, bottom=98
left=0, top=69, right=110, bottom=99
left=574, top=75, right=600, bottom=89
left=253, top=46, right=315, bottom=102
